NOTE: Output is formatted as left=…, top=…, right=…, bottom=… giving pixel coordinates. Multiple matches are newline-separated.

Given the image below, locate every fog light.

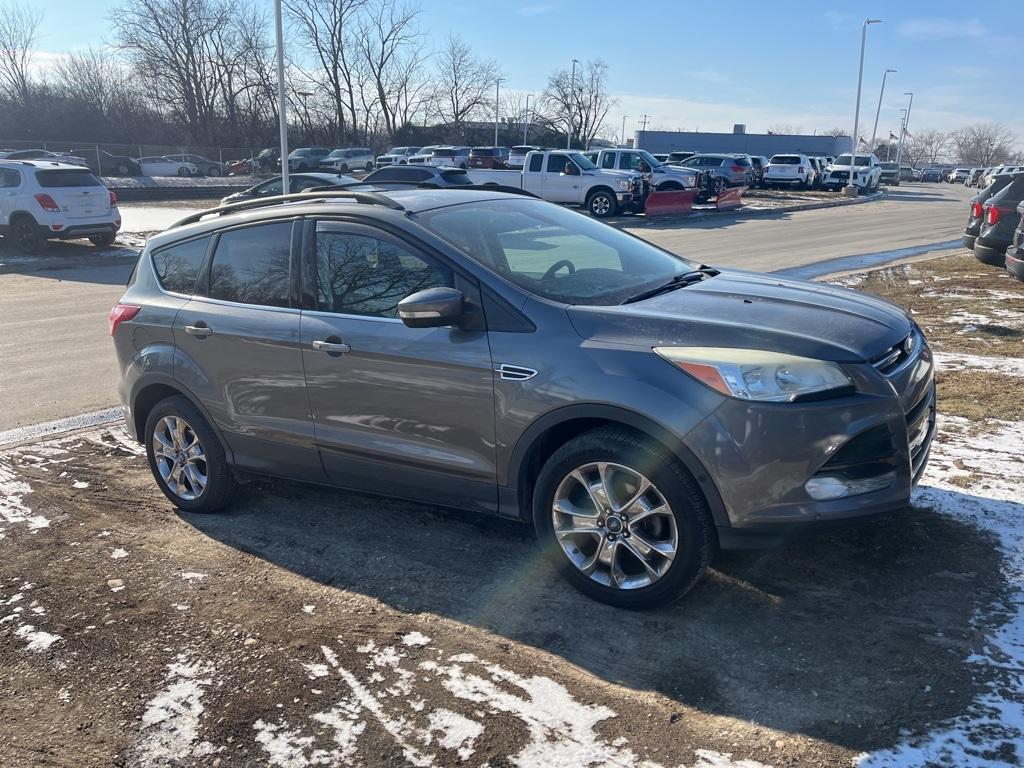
left=805, top=472, right=896, bottom=501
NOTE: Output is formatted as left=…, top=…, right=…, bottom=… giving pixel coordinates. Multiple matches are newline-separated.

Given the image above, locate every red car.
left=468, top=146, right=510, bottom=169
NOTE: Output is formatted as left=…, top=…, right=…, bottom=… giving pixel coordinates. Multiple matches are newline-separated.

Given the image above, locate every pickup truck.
left=581, top=148, right=699, bottom=191
left=467, top=150, right=643, bottom=217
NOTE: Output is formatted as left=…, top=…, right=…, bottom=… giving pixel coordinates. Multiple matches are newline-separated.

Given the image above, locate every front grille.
left=830, top=170, right=850, bottom=182
left=871, top=330, right=919, bottom=376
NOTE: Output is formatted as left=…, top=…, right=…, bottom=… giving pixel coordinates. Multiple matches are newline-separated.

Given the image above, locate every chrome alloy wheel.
left=152, top=416, right=208, bottom=501
left=552, top=462, right=677, bottom=590
left=590, top=193, right=612, bottom=216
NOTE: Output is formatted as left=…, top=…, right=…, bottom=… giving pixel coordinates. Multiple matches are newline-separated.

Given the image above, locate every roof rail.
left=306, top=181, right=539, bottom=199
left=169, top=189, right=405, bottom=228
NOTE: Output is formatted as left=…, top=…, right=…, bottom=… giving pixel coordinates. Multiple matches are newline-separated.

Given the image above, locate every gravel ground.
left=2, top=253, right=1023, bottom=767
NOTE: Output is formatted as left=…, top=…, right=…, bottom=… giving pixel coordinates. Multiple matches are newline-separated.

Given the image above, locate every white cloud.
left=897, top=17, right=987, bottom=40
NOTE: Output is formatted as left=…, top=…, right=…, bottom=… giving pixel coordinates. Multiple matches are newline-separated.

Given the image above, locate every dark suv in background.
left=963, top=172, right=1016, bottom=251
left=111, top=188, right=934, bottom=609
left=468, top=147, right=510, bottom=169
left=974, top=173, right=1024, bottom=268
left=1006, top=201, right=1024, bottom=282
left=878, top=162, right=900, bottom=186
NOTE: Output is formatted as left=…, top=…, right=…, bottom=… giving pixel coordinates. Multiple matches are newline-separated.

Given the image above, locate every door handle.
left=312, top=338, right=351, bottom=354
left=184, top=323, right=213, bottom=337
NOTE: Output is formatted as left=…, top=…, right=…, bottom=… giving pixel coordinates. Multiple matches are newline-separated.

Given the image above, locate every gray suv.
left=111, top=188, right=935, bottom=608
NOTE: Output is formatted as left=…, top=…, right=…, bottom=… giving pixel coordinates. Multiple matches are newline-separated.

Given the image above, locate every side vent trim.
left=496, top=364, right=537, bottom=381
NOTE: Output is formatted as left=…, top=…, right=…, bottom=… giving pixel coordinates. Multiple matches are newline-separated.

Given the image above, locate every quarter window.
left=152, top=236, right=210, bottom=295
left=0, top=169, right=20, bottom=188
left=314, top=231, right=452, bottom=318
left=528, top=154, right=544, bottom=172
left=207, top=223, right=292, bottom=307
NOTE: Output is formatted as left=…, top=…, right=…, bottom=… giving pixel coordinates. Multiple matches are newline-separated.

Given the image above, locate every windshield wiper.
left=621, top=271, right=705, bottom=304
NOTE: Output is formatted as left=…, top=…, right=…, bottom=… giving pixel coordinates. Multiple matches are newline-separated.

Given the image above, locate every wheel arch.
left=505, top=404, right=728, bottom=529
left=130, top=375, right=235, bottom=464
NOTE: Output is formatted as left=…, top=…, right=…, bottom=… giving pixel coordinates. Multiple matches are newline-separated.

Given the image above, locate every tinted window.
left=600, top=153, right=616, bottom=169
left=528, top=154, right=544, bottom=172
left=152, top=236, right=210, bottom=295
left=370, top=167, right=431, bottom=182
left=470, top=148, right=497, bottom=157
left=0, top=169, right=20, bottom=188
left=255, top=178, right=283, bottom=195
left=433, top=149, right=456, bottom=157
left=732, top=157, right=751, bottom=167
left=314, top=231, right=452, bottom=318
left=35, top=169, right=103, bottom=188
left=547, top=154, right=569, bottom=174
left=770, top=155, right=801, bottom=165
left=207, top=223, right=292, bottom=307
left=292, top=176, right=329, bottom=192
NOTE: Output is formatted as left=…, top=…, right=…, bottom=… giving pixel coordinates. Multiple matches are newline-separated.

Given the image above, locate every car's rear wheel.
left=365, top=162, right=373, bottom=171
left=115, top=162, right=130, bottom=176
left=177, top=167, right=189, bottom=177
left=208, top=166, right=222, bottom=177
left=89, top=233, right=116, bottom=247
left=145, top=395, right=234, bottom=513
left=533, top=427, right=715, bottom=609
left=12, top=215, right=46, bottom=255
left=586, top=189, right=617, bottom=218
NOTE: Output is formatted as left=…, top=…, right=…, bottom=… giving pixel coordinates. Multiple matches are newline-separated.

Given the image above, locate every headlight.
left=618, top=179, right=631, bottom=191
left=653, top=347, right=853, bottom=402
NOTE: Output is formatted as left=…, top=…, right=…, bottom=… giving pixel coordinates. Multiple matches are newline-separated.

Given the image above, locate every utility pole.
left=523, top=94, right=531, bottom=145
left=494, top=78, right=503, bottom=146
left=567, top=59, right=578, bottom=149
left=845, top=18, right=881, bottom=196
left=621, top=115, right=628, bottom=146
left=638, top=114, right=649, bottom=132
left=274, top=0, right=289, bottom=192
left=869, top=68, right=896, bottom=153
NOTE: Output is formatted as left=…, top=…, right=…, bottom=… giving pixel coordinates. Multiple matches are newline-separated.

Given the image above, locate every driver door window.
left=544, top=154, right=577, bottom=202
left=256, top=179, right=283, bottom=196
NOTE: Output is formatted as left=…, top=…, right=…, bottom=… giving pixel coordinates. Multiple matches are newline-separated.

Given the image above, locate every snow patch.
left=426, top=708, right=483, bottom=760
left=72, top=480, right=89, bottom=489
left=181, top=571, right=208, bottom=581
left=133, top=653, right=217, bottom=765
left=933, top=351, right=1024, bottom=378
left=111, top=548, right=129, bottom=559
left=401, top=631, right=431, bottom=647
left=15, top=624, right=62, bottom=652
left=0, top=459, right=50, bottom=531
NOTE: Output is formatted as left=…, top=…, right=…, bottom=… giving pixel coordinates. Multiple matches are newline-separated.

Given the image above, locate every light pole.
left=896, top=92, right=913, bottom=166
left=846, top=18, right=881, bottom=196
left=621, top=114, right=629, bottom=146
left=891, top=108, right=907, bottom=162
left=567, top=58, right=578, bottom=149
left=274, top=0, right=289, bottom=192
left=869, top=68, right=896, bottom=154
left=494, top=78, right=503, bottom=146
left=522, top=94, right=531, bottom=145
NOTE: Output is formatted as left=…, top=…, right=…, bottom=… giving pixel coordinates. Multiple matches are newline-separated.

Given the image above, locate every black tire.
left=365, top=162, right=373, bottom=171
left=89, top=233, right=116, bottom=247
left=115, top=162, right=130, bottom=176
left=586, top=188, right=617, bottom=218
left=12, top=215, right=46, bottom=255
left=533, top=426, right=715, bottom=609
left=208, top=166, right=222, bottom=177
left=144, top=395, right=235, bottom=514
left=177, top=167, right=189, bottom=177
left=339, top=163, right=349, bottom=173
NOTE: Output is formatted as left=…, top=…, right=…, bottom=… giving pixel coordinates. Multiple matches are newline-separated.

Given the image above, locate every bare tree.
left=431, top=34, right=499, bottom=139
left=284, top=0, right=366, bottom=143
left=950, top=123, right=1018, bottom=166
left=541, top=59, right=615, bottom=149
left=766, top=123, right=803, bottom=136
left=902, top=129, right=950, bottom=167
left=822, top=127, right=848, bottom=137
left=0, top=2, right=41, bottom=104
left=356, top=0, right=426, bottom=138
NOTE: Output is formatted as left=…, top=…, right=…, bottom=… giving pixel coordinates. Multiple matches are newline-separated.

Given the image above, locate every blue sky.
left=33, top=0, right=1023, bottom=141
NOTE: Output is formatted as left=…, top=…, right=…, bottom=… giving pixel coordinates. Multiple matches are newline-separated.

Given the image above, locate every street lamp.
left=869, top=68, right=896, bottom=153
left=896, top=92, right=914, bottom=166
left=274, top=0, right=289, bottom=192
left=494, top=77, right=504, bottom=146
left=621, top=114, right=629, bottom=147
left=846, top=18, right=881, bottom=197
left=567, top=58, right=578, bottom=149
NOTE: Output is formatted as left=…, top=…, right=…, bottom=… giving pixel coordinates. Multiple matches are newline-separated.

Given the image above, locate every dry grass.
left=829, top=251, right=1024, bottom=422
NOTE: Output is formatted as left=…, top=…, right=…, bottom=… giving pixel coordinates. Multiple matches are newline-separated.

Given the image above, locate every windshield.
left=413, top=199, right=694, bottom=305
left=386, top=147, right=414, bottom=155
left=880, top=162, right=898, bottom=170
left=511, top=146, right=536, bottom=154
left=433, top=149, right=455, bottom=157
left=569, top=152, right=597, bottom=171
left=636, top=150, right=664, bottom=168
left=326, top=150, right=346, bottom=159
left=834, top=155, right=872, bottom=166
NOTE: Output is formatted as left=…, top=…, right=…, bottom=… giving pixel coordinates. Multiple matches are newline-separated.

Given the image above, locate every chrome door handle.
left=184, top=324, right=213, bottom=336
left=312, top=339, right=351, bottom=354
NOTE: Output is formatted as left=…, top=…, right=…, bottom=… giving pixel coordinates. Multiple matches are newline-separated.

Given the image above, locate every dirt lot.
left=2, top=252, right=1022, bottom=768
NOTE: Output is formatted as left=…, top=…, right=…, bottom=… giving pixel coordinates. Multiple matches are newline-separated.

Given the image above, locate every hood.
left=566, top=269, right=911, bottom=363
left=588, top=168, right=640, bottom=179
left=654, top=166, right=698, bottom=178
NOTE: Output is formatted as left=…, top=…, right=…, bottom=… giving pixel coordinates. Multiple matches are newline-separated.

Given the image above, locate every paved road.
left=0, top=182, right=974, bottom=431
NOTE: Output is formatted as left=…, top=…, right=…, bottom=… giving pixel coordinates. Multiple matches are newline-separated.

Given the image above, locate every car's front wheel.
left=586, top=189, right=617, bottom=218
left=533, top=427, right=715, bottom=609
left=145, top=395, right=234, bottom=513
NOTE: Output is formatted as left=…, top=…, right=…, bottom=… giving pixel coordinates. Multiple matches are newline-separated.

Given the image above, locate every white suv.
left=0, top=161, right=121, bottom=254
left=822, top=153, right=882, bottom=192
left=764, top=154, right=815, bottom=189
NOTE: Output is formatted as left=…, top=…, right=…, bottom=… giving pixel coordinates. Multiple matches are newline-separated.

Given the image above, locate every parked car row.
left=0, top=148, right=228, bottom=177
left=962, top=170, right=1024, bottom=283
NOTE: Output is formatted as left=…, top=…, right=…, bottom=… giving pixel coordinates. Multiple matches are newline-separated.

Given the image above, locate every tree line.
left=0, top=0, right=615, bottom=151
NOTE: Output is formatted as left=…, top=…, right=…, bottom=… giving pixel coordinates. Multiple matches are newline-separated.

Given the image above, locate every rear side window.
left=207, top=222, right=293, bottom=308
left=35, top=169, right=103, bottom=187
left=314, top=231, right=452, bottom=318
left=528, top=154, right=544, bottom=172
left=732, top=157, right=751, bottom=167
left=0, top=169, right=20, bottom=188
left=439, top=169, right=472, bottom=185
left=152, top=236, right=210, bottom=295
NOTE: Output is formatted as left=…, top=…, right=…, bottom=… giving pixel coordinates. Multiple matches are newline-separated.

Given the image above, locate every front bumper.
left=682, top=337, right=935, bottom=548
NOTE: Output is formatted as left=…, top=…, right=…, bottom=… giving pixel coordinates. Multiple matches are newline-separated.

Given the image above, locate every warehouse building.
left=636, top=126, right=851, bottom=157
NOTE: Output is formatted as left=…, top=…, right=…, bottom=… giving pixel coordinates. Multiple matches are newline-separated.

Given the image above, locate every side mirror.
left=398, top=287, right=464, bottom=328
left=563, top=164, right=580, bottom=176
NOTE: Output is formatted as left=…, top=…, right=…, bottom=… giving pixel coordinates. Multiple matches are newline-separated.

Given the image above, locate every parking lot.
left=2, top=180, right=1023, bottom=767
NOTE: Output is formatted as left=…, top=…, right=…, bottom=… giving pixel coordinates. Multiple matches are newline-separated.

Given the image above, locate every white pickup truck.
left=582, top=148, right=699, bottom=191
left=467, top=150, right=642, bottom=217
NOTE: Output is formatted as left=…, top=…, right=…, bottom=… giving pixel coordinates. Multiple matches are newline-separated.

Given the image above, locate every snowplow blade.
left=716, top=186, right=746, bottom=210
left=644, top=188, right=698, bottom=217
